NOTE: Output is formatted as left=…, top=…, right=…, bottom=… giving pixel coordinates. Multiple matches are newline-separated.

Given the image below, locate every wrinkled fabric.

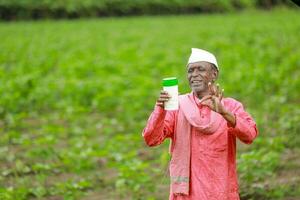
left=142, top=92, right=258, bottom=200
left=169, top=93, right=224, bottom=195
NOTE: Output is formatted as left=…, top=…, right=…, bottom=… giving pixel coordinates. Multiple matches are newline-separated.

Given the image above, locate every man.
left=142, top=48, right=258, bottom=200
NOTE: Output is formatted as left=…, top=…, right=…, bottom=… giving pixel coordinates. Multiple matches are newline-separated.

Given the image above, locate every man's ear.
left=211, top=65, right=218, bottom=81
left=213, top=70, right=218, bottom=81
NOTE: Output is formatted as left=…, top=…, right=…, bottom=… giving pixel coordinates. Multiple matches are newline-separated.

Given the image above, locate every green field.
left=0, top=8, right=300, bottom=200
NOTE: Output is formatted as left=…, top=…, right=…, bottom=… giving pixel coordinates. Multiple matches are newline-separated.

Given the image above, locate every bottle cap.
left=163, top=77, right=178, bottom=86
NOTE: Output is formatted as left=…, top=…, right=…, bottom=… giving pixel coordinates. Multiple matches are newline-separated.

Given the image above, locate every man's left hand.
left=199, top=82, right=226, bottom=114
left=200, top=82, right=236, bottom=127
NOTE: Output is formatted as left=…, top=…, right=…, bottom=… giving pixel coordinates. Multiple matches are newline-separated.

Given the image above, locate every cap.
left=187, top=48, right=219, bottom=70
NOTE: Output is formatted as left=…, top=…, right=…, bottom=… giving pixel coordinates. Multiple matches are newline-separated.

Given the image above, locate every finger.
left=208, top=82, right=213, bottom=95
left=220, top=89, right=224, bottom=100
left=158, top=97, right=169, bottom=102
left=216, top=83, right=220, bottom=97
left=161, top=90, right=169, bottom=95
left=156, top=101, right=163, bottom=105
left=159, top=91, right=171, bottom=99
left=212, top=96, right=219, bottom=112
left=199, top=95, right=212, bottom=104
left=160, top=94, right=170, bottom=98
left=156, top=101, right=164, bottom=107
left=216, top=84, right=223, bottom=99
left=209, top=82, right=217, bottom=96
left=161, top=91, right=172, bottom=98
left=212, top=83, right=217, bottom=96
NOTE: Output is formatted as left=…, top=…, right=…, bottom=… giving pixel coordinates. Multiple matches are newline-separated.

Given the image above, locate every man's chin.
left=191, top=86, right=205, bottom=93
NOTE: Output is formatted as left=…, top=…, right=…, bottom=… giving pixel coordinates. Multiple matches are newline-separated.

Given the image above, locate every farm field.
left=0, top=8, right=300, bottom=200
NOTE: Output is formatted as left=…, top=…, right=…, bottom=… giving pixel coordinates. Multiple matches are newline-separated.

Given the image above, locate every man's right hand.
left=156, top=90, right=171, bottom=108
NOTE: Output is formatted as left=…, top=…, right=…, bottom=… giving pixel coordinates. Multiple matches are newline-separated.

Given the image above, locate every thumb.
left=201, top=101, right=213, bottom=110
left=199, top=95, right=212, bottom=104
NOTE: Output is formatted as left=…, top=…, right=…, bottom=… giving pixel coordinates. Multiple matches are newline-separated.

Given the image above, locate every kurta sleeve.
left=227, top=99, right=258, bottom=144
left=142, top=105, right=176, bottom=147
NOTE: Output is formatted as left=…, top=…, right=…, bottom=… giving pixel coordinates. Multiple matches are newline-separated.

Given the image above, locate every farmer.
left=142, top=48, right=258, bottom=200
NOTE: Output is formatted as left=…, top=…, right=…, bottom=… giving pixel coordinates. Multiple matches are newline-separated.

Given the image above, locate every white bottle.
left=163, top=77, right=178, bottom=110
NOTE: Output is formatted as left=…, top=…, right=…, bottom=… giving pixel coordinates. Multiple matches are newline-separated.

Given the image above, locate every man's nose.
left=192, top=69, right=200, bottom=77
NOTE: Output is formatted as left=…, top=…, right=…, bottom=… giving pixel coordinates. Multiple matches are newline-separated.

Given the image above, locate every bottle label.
left=163, top=85, right=178, bottom=110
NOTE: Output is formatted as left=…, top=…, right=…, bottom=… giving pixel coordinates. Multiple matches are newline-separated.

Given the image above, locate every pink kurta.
left=142, top=94, right=258, bottom=200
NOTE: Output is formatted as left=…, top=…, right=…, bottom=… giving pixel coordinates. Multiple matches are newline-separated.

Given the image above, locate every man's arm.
left=225, top=100, right=258, bottom=144
left=220, top=110, right=236, bottom=127
left=199, top=82, right=258, bottom=144
left=142, top=105, right=175, bottom=147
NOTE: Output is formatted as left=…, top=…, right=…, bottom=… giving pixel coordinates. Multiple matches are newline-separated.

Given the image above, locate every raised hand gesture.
left=199, top=82, right=226, bottom=114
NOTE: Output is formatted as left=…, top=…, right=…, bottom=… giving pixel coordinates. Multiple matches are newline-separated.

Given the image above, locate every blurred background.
left=0, top=0, right=299, bottom=200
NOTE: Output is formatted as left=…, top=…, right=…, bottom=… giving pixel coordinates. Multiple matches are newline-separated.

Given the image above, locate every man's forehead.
left=188, top=61, right=211, bottom=68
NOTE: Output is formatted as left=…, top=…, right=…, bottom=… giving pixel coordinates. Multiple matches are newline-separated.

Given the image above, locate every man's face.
left=187, top=61, right=217, bottom=94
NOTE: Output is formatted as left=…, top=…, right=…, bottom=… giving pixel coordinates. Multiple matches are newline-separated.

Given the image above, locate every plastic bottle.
left=162, top=77, right=178, bottom=110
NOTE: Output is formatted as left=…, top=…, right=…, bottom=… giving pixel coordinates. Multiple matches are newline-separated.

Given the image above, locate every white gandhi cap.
left=187, top=48, right=219, bottom=71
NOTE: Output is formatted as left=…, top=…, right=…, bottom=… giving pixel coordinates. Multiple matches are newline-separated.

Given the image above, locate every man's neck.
left=195, top=91, right=210, bottom=99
